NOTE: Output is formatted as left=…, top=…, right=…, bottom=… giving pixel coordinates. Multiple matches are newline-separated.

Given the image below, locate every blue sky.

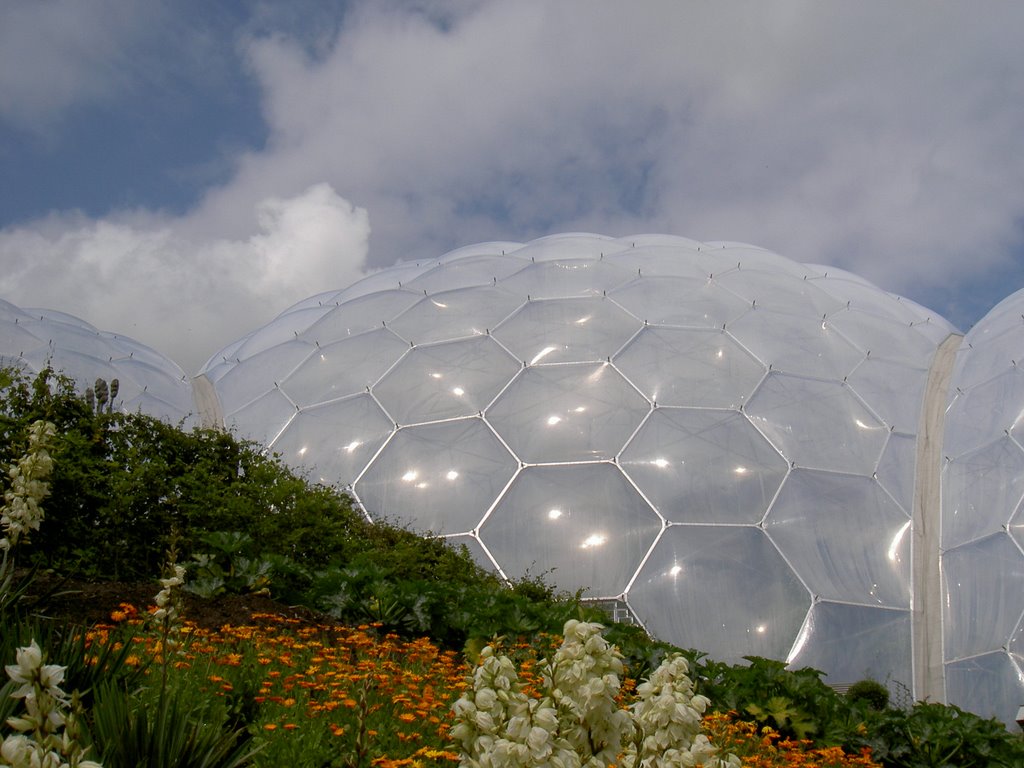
left=2, top=0, right=1024, bottom=372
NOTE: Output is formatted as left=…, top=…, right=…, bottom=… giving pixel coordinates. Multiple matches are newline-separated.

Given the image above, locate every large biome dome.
left=0, top=298, right=194, bottom=424
left=198, top=233, right=963, bottom=713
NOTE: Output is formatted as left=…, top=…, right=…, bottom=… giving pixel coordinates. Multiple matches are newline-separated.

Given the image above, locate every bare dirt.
left=18, top=572, right=339, bottom=630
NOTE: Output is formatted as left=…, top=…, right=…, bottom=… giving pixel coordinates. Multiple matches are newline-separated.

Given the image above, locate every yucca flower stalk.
left=0, top=640, right=102, bottom=768
left=451, top=621, right=736, bottom=768
left=1, top=420, right=56, bottom=553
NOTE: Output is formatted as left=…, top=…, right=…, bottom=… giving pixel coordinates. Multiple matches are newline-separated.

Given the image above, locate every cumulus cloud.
left=218, top=0, right=1024, bottom=306
left=3, top=0, right=1024, bottom=370
left=0, top=184, right=369, bottom=373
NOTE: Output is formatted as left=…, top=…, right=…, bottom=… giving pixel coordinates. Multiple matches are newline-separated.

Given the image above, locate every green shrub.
left=846, top=678, right=890, bottom=711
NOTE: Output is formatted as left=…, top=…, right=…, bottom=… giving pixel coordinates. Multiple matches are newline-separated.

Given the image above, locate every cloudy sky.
left=2, top=0, right=1023, bottom=373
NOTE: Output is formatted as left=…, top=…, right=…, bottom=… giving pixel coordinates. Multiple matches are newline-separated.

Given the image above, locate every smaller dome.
left=0, top=298, right=195, bottom=425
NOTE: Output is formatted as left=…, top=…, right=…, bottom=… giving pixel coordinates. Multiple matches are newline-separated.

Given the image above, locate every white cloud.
left=186, top=0, right=1024, bottom=303
left=0, top=184, right=369, bottom=373
left=3, top=0, right=1024, bottom=371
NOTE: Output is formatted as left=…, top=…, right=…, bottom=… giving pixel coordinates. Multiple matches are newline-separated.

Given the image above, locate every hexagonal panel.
left=614, top=327, right=765, bottom=408
left=402, top=253, right=528, bottom=293
left=298, top=289, right=421, bottom=345
left=766, top=470, right=911, bottom=607
left=492, top=297, right=642, bottom=365
left=386, top=287, right=524, bottom=345
left=942, top=533, right=1024, bottom=661
left=629, top=525, right=810, bottom=662
left=945, top=652, right=1024, bottom=728
left=745, top=373, right=888, bottom=474
left=828, top=309, right=940, bottom=368
left=608, top=276, right=749, bottom=328
left=224, top=388, right=296, bottom=446
left=355, top=419, right=517, bottom=535
left=715, top=269, right=843, bottom=318
left=942, top=437, right=1024, bottom=549
left=443, top=533, right=501, bottom=573
left=620, top=409, right=787, bottom=524
left=846, top=358, right=928, bottom=434
left=373, top=337, right=520, bottom=425
left=946, top=367, right=1024, bottom=457
left=499, top=259, right=634, bottom=298
left=486, top=363, right=649, bottom=463
left=876, top=432, right=917, bottom=514
left=216, top=340, right=313, bottom=412
left=480, top=464, right=662, bottom=598
left=728, top=309, right=864, bottom=380
left=282, top=329, right=408, bottom=407
left=270, top=394, right=394, bottom=487
left=786, top=602, right=911, bottom=688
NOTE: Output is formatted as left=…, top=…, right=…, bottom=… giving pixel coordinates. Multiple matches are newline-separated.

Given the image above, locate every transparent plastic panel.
left=943, top=533, right=1024, bottom=660
left=942, top=437, right=1024, bottom=548
left=608, top=246, right=707, bottom=279
left=480, top=464, right=661, bottom=598
left=435, top=241, right=523, bottom=263
left=17, top=319, right=113, bottom=359
left=355, top=419, right=517, bottom=535
left=281, top=329, right=408, bottom=408
left=745, top=373, right=888, bottom=474
left=787, top=603, right=911, bottom=690
left=443, top=533, right=500, bottom=573
left=387, top=287, right=524, bottom=345
left=0, top=321, right=48, bottom=358
left=945, top=652, right=1024, bottom=728
left=403, top=254, right=529, bottom=293
left=492, top=297, right=642, bottom=365
left=234, top=307, right=330, bottom=360
left=766, top=470, right=911, bottom=607
left=499, top=260, right=634, bottom=299
left=828, top=309, right=939, bottom=367
left=373, top=337, right=520, bottom=425
left=716, top=270, right=843, bottom=317
left=876, top=432, right=917, bottom=514
left=216, top=341, right=313, bottom=412
left=728, top=309, right=864, bottom=380
left=620, top=409, right=787, bottom=524
left=270, top=394, right=394, bottom=487
left=716, top=246, right=814, bottom=280
left=485, top=363, right=649, bottom=463
left=846, top=358, right=928, bottom=434
left=608, top=276, right=749, bottom=328
left=510, top=234, right=617, bottom=262
left=629, top=525, right=809, bottom=662
left=20, top=348, right=119, bottom=392
left=335, top=262, right=432, bottom=299
left=953, top=325, right=1022, bottom=391
left=224, top=388, right=296, bottom=446
left=614, top=327, right=765, bottom=408
left=112, top=358, right=192, bottom=413
left=299, top=290, right=421, bottom=345
left=945, top=367, right=1024, bottom=457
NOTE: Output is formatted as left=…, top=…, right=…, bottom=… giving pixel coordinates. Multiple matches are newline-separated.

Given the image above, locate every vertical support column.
left=191, top=373, right=225, bottom=430
left=912, top=332, right=962, bottom=703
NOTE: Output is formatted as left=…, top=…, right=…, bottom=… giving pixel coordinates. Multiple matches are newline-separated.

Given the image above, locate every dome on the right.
left=943, top=289, right=1024, bottom=723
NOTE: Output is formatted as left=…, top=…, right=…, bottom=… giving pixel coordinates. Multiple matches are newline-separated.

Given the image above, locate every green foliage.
left=851, top=701, right=1024, bottom=768
left=90, top=683, right=260, bottom=768
left=846, top=678, right=890, bottom=711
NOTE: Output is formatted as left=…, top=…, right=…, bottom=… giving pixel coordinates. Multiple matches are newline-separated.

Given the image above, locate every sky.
left=2, top=0, right=1024, bottom=374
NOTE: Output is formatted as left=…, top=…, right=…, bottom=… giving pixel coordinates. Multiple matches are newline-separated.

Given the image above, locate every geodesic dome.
left=0, top=298, right=194, bottom=424
left=197, top=233, right=965, bottom=709
left=942, top=288, right=1024, bottom=723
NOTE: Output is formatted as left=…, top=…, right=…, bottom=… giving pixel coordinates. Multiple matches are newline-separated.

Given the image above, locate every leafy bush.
left=847, top=679, right=890, bottom=711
